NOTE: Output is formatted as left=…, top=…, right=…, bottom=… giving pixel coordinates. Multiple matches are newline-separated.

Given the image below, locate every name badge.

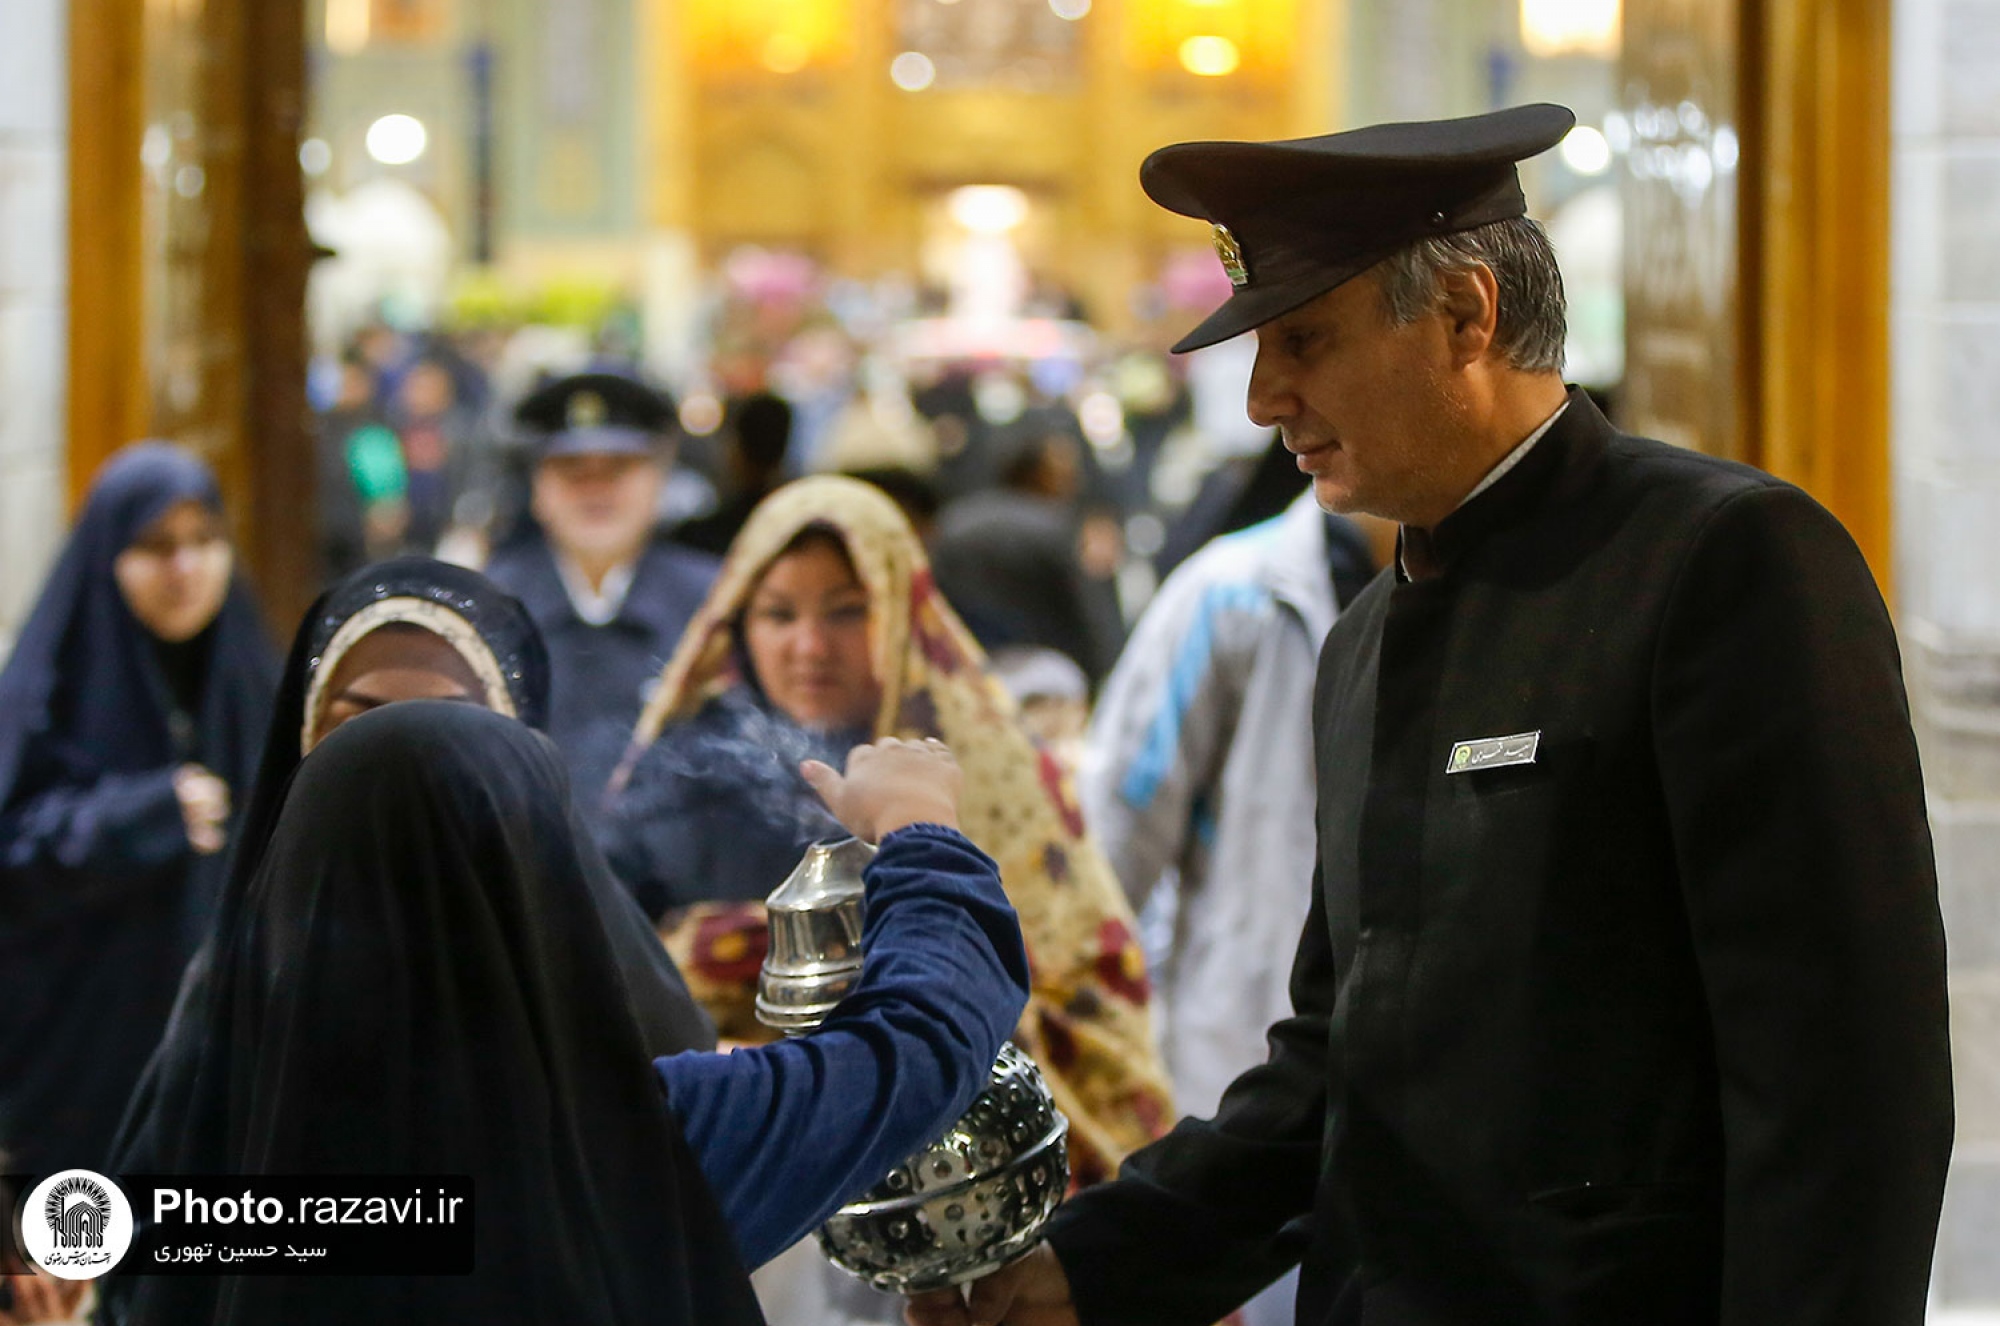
left=1446, top=730, right=1541, bottom=774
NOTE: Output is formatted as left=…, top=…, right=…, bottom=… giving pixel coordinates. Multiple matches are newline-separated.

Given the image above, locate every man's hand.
left=802, top=737, right=962, bottom=842
left=904, top=1243, right=1078, bottom=1326
left=172, top=763, right=231, bottom=856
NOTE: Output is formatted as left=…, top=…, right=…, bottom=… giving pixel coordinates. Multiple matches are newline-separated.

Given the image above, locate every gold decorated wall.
left=647, top=0, right=1341, bottom=332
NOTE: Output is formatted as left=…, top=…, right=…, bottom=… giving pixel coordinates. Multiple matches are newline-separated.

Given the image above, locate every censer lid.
left=756, top=836, right=876, bottom=1034
left=765, top=835, right=875, bottom=916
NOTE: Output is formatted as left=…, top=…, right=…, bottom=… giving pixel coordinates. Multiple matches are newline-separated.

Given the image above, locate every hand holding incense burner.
left=756, top=837, right=1069, bottom=1295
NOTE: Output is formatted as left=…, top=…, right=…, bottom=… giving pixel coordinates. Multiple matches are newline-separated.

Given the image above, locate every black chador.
left=113, top=556, right=715, bottom=1202
left=105, top=703, right=757, bottom=1326
left=0, top=445, right=277, bottom=1180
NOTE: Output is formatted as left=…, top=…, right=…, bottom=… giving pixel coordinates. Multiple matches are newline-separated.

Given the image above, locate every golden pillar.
left=1741, top=0, right=1892, bottom=591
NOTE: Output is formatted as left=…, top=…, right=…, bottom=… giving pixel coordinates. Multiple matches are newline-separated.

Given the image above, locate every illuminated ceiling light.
left=1602, top=109, right=1631, bottom=152
left=679, top=393, right=725, bottom=437
left=1079, top=392, right=1125, bottom=447
left=1049, top=0, right=1091, bottom=18
left=1712, top=126, right=1740, bottom=172
left=141, top=124, right=172, bottom=170
left=949, top=184, right=1030, bottom=235
left=364, top=114, right=429, bottom=166
left=1559, top=124, right=1612, bottom=175
left=325, top=0, right=370, bottom=54
left=890, top=51, right=937, bottom=91
left=299, top=138, right=333, bottom=176
left=761, top=32, right=810, bottom=73
left=1519, top=0, right=1620, bottom=58
left=1178, top=35, right=1240, bottom=76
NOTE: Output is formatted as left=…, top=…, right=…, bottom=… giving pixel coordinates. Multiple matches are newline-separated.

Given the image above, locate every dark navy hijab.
left=0, top=441, right=276, bottom=914
left=0, top=443, right=277, bottom=1181
left=107, top=704, right=758, bottom=1326
left=225, top=555, right=552, bottom=903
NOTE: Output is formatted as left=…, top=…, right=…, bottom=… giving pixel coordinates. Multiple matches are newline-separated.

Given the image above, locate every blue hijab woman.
left=0, top=442, right=279, bottom=1179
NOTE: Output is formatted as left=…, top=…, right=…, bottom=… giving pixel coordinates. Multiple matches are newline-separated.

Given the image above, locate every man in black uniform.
left=486, top=374, right=717, bottom=810
left=910, top=104, right=1953, bottom=1326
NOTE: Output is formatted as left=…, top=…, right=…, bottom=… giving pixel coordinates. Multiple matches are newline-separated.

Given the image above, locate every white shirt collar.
left=1398, top=400, right=1570, bottom=581
left=553, top=553, right=638, bottom=627
left=1458, top=400, right=1569, bottom=510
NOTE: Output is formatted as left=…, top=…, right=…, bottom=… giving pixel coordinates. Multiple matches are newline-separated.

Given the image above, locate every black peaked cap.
left=515, top=372, right=678, bottom=458
left=1141, top=103, right=1576, bottom=352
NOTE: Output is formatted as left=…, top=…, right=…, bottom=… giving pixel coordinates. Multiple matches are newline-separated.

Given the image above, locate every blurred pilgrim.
left=485, top=373, right=718, bottom=809
left=602, top=476, right=1173, bottom=1194
left=0, top=442, right=278, bottom=1179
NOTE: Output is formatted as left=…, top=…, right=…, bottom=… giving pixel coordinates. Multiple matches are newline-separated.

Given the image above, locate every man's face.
left=1246, top=269, right=1473, bottom=527
left=530, top=451, right=663, bottom=565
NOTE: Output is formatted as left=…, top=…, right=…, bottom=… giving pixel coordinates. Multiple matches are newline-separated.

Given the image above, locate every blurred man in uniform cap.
left=485, top=373, right=717, bottom=810
left=911, top=104, right=1951, bottom=1326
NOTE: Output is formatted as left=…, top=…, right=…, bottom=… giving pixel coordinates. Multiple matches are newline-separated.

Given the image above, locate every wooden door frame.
left=67, top=0, right=317, bottom=629
left=67, top=0, right=149, bottom=498
left=1739, top=0, right=1893, bottom=593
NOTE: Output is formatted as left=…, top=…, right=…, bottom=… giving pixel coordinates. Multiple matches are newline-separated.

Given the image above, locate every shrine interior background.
left=0, top=0, right=1997, bottom=1314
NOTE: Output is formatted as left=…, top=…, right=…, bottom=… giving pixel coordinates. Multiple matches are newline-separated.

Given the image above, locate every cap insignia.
left=566, top=390, right=608, bottom=430
left=1211, top=223, right=1250, bottom=288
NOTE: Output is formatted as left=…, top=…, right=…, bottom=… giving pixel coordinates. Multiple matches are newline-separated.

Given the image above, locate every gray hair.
left=1375, top=217, right=1567, bottom=374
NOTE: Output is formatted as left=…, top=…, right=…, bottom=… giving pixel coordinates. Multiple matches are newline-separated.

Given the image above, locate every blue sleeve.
left=0, top=766, right=189, bottom=875
left=654, top=823, right=1031, bottom=1269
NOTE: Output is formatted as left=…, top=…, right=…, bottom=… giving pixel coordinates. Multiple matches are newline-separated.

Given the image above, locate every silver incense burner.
left=757, top=837, right=1070, bottom=1295
left=756, top=836, right=874, bottom=1032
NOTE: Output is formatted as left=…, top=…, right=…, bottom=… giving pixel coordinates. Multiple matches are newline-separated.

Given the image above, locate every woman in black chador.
left=113, top=556, right=715, bottom=1193
left=106, top=702, right=1027, bottom=1325
left=194, top=553, right=561, bottom=927
left=0, top=442, right=277, bottom=1180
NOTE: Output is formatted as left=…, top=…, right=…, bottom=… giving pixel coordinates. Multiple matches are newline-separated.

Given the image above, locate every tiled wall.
left=0, top=0, right=66, bottom=659
left=1894, top=0, right=2000, bottom=1310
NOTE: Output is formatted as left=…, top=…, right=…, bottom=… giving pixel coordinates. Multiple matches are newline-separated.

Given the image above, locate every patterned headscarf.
left=622, top=475, right=1173, bottom=1181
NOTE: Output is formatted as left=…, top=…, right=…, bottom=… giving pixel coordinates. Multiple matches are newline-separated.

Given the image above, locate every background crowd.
left=0, top=262, right=1387, bottom=1325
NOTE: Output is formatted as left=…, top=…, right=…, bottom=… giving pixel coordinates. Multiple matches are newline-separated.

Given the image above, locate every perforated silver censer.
left=757, top=838, right=1069, bottom=1294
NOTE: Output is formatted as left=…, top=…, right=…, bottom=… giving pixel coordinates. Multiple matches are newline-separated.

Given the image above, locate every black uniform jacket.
left=1046, top=391, right=1954, bottom=1326
left=484, top=534, right=717, bottom=809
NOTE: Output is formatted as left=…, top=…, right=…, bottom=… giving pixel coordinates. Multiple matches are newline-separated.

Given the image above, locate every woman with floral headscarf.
left=604, top=475, right=1172, bottom=1189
